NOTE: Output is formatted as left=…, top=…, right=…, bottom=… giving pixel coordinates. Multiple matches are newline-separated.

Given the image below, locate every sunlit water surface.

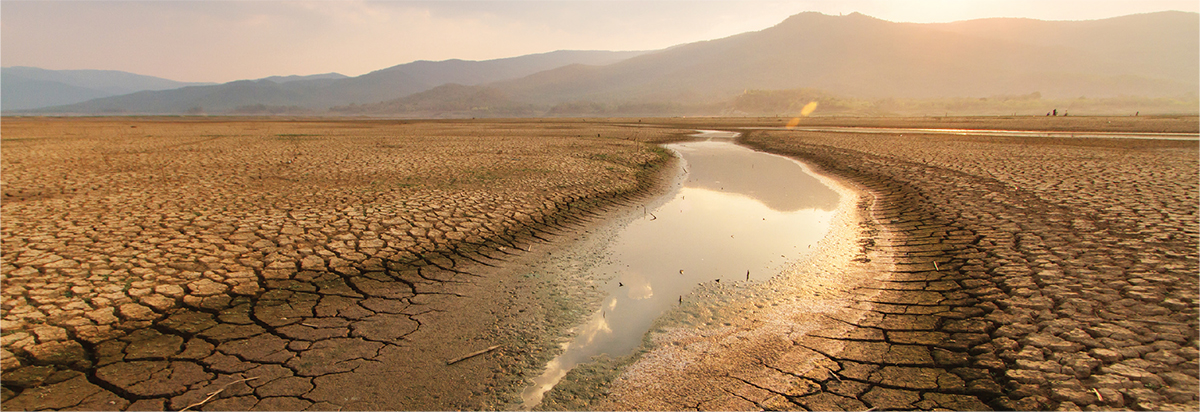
left=520, top=131, right=840, bottom=408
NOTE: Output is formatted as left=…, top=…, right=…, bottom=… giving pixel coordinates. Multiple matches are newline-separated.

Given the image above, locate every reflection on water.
left=520, top=131, right=840, bottom=409
left=680, top=140, right=839, bottom=212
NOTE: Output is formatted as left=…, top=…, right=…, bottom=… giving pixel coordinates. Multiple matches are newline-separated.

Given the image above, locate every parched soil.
left=597, top=116, right=1199, bottom=411
left=2, top=115, right=1197, bottom=411
left=0, top=117, right=693, bottom=410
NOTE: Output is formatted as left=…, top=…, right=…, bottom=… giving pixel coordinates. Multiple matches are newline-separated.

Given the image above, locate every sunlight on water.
left=520, top=131, right=839, bottom=409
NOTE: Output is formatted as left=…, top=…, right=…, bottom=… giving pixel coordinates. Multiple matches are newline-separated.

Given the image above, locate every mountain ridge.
left=12, top=11, right=1197, bottom=116
left=20, top=50, right=648, bottom=114
left=489, top=10, right=1196, bottom=105
left=257, top=73, right=349, bottom=84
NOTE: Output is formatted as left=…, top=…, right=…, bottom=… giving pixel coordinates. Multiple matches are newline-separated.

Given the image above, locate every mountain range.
left=486, top=11, right=1196, bottom=105
left=0, top=67, right=216, bottom=111
left=6, top=50, right=645, bottom=114
left=8, top=11, right=1197, bottom=116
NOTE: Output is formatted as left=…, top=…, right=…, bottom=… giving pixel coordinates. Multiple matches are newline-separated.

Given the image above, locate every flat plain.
left=1, top=116, right=1197, bottom=411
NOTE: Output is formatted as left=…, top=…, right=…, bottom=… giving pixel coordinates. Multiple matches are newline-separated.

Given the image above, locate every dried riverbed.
left=2, top=116, right=1197, bottom=411
left=523, top=131, right=842, bottom=408
left=576, top=117, right=1200, bottom=411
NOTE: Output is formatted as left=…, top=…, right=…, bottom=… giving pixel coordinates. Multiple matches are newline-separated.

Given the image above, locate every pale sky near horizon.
left=2, top=0, right=1197, bottom=83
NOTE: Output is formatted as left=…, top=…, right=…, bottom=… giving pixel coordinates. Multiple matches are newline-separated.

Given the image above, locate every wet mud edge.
left=539, top=138, right=889, bottom=409
left=556, top=131, right=1049, bottom=410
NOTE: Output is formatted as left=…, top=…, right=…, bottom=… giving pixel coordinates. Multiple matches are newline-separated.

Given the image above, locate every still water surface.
left=520, top=131, right=840, bottom=408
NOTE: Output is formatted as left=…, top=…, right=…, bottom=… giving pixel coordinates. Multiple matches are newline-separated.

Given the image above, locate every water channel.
left=520, top=131, right=842, bottom=408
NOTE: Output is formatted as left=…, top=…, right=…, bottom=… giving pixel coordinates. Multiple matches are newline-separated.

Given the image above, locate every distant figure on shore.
left=1053, top=109, right=1058, bottom=116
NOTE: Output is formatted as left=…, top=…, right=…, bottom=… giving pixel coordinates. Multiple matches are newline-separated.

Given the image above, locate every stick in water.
left=447, top=345, right=501, bottom=365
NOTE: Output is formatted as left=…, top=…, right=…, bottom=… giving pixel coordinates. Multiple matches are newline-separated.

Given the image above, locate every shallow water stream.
left=520, top=131, right=841, bottom=408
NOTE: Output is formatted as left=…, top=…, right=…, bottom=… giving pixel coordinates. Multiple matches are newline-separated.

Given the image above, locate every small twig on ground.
left=820, top=365, right=842, bottom=382
left=1093, top=388, right=1104, bottom=402
left=447, top=345, right=501, bottom=365
left=180, top=376, right=259, bottom=411
left=933, top=261, right=939, bottom=271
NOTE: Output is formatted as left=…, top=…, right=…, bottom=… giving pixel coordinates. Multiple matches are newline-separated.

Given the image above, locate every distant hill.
left=1, top=67, right=214, bottom=111
left=19, top=11, right=1197, bottom=116
left=257, top=73, right=349, bottom=84
left=30, top=50, right=647, bottom=114
left=492, top=11, right=1197, bottom=106
left=931, top=11, right=1198, bottom=85
left=331, top=83, right=536, bottom=118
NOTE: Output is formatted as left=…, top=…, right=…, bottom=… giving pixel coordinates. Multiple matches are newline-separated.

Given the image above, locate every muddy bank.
left=549, top=132, right=1000, bottom=411
left=529, top=132, right=844, bottom=409
left=588, top=135, right=1005, bottom=410
left=588, top=144, right=886, bottom=410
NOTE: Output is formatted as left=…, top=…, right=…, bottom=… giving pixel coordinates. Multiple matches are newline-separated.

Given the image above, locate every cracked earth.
left=590, top=117, right=1198, bottom=411
left=2, top=116, right=1197, bottom=411
left=0, top=118, right=689, bottom=410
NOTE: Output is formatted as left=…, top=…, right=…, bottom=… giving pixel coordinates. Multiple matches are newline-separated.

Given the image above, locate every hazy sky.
left=3, top=0, right=1197, bottom=83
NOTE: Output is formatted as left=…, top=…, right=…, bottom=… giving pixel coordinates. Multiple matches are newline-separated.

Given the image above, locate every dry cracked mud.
left=0, top=117, right=693, bottom=410
left=577, top=116, right=1198, bottom=411
left=3, top=116, right=1197, bottom=411
left=738, top=121, right=1199, bottom=411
